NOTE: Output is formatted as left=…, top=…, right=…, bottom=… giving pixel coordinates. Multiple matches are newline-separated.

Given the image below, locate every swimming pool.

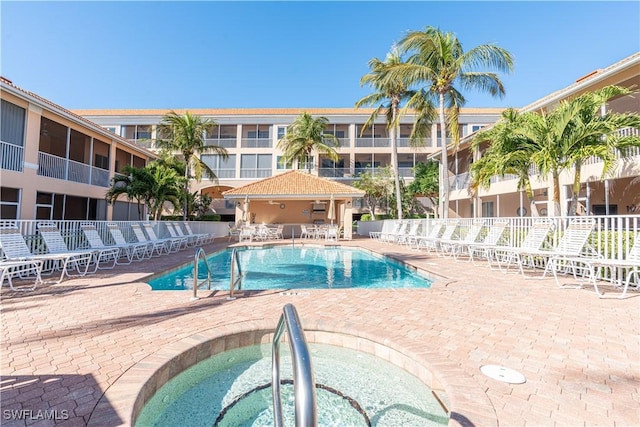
left=135, top=343, right=449, bottom=426
left=148, top=246, right=432, bottom=290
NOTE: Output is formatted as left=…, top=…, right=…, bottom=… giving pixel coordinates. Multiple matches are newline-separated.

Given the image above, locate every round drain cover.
left=480, top=365, right=526, bottom=384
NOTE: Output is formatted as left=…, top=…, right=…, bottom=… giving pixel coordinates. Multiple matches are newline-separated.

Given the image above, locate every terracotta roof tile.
left=222, top=170, right=365, bottom=199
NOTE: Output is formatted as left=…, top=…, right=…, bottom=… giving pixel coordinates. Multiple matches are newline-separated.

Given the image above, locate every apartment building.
left=437, top=52, right=640, bottom=218
left=0, top=78, right=157, bottom=221
left=76, top=108, right=502, bottom=219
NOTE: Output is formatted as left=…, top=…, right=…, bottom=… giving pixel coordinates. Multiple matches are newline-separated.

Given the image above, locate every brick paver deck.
left=1, top=237, right=638, bottom=426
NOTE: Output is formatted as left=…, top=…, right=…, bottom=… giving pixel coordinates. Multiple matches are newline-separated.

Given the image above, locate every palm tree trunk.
left=391, top=103, right=403, bottom=219
left=439, top=93, right=450, bottom=219
left=568, top=161, right=583, bottom=216
left=183, top=156, right=189, bottom=221
left=552, top=172, right=561, bottom=217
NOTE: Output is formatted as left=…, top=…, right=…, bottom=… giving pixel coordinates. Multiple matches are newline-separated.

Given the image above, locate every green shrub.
left=199, top=214, right=221, bottom=221
left=360, top=214, right=373, bottom=221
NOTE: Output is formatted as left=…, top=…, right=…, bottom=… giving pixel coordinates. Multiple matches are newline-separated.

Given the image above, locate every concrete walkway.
left=1, top=237, right=638, bottom=426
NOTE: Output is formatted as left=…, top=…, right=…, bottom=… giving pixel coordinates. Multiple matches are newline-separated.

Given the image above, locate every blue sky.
left=2, top=1, right=639, bottom=110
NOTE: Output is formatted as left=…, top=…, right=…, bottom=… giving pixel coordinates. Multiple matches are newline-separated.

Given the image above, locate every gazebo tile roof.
left=222, top=170, right=365, bottom=199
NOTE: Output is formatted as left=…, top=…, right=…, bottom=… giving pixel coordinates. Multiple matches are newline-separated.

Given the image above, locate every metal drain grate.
left=480, top=365, right=526, bottom=384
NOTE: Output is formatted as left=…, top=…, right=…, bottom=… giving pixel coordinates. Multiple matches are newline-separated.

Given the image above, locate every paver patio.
left=1, top=237, right=638, bottom=426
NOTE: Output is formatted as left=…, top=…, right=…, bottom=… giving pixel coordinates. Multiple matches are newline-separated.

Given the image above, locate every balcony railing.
left=1, top=141, right=24, bottom=172
left=355, top=138, right=390, bottom=148
left=37, top=152, right=110, bottom=187
left=240, top=168, right=272, bottom=178
left=241, top=138, right=272, bottom=148
left=206, top=137, right=237, bottom=149
left=213, top=168, right=236, bottom=179
left=318, top=168, right=349, bottom=178
left=323, top=137, right=350, bottom=148
left=449, top=172, right=470, bottom=190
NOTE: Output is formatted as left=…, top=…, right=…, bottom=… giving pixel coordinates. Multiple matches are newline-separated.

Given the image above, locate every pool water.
left=135, top=343, right=449, bottom=426
left=148, top=246, right=432, bottom=290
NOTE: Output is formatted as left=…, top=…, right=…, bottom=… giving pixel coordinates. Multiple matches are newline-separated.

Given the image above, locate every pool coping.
left=87, top=319, right=497, bottom=427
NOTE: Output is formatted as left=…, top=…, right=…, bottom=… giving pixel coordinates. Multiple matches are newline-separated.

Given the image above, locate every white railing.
left=358, top=215, right=640, bottom=286
left=318, top=168, right=349, bottom=178
left=355, top=138, right=390, bottom=148
left=205, top=138, right=237, bottom=148
left=240, top=168, right=272, bottom=178
left=214, top=168, right=236, bottom=179
left=37, top=152, right=110, bottom=187
left=38, top=152, right=67, bottom=180
left=1, top=141, right=24, bottom=172
left=449, top=172, right=470, bottom=190
left=0, top=220, right=227, bottom=259
left=241, top=138, right=272, bottom=148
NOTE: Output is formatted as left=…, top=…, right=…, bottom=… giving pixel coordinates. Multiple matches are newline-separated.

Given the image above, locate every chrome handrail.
left=191, top=247, right=211, bottom=300
left=227, top=247, right=243, bottom=300
left=272, top=304, right=317, bottom=427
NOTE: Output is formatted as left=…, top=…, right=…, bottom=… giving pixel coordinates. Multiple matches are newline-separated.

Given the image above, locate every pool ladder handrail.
left=227, top=247, right=243, bottom=300
left=272, top=303, right=317, bottom=427
left=191, top=247, right=211, bottom=300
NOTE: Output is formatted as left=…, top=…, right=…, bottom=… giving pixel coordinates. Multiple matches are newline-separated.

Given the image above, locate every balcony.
left=318, top=168, right=349, bottom=178
left=206, top=137, right=237, bottom=149
left=241, top=138, right=271, bottom=148
left=449, top=172, right=470, bottom=191
left=37, top=152, right=110, bottom=187
left=213, top=168, right=236, bottom=179
left=323, top=137, right=350, bottom=148
left=355, top=138, right=390, bottom=148
left=240, top=168, right=272, bottom=178
left=1, top=141, right=24, bottom=172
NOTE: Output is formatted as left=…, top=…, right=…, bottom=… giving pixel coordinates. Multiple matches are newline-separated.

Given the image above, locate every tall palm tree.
left=559, top=86, right=640, bottom=215
left=277, top=112, right=339, bottom=172
left=397, top=26, right=514, bottom=218
left=145, top=162, right=183, bottom=220
left=470, top=86, right=640, bottom=216
left=355, top=49, right=435, bottom=219
left=156, top=111, right=228, bottom=220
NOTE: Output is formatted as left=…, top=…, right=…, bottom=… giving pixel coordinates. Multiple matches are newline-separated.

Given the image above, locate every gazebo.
left=222, top=170, right=365, bottom=239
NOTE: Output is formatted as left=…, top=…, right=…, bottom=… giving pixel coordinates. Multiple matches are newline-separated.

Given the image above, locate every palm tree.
left=105, top=165, right=153, bottom=219
left=277, top=112, right=339, bottom=172
left=355, top=49, right=435, bottom=219
left=156, top=111, right=228, bottom=220
left=145, top=162, right=183, bottom=220
left=470, top=86, right=640, bottom=216
left=559, top=86, right=640, bottom=215
left=397, top=26, right=514, bottom=218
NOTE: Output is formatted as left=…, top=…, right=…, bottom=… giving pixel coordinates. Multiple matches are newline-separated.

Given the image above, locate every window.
left=0, top=187, right=20, bottom=219
left=104, top=126, right=117, bottom=134
left=202, top=154, right=236, bottom=178
left=1, top=100, right=26, bottom=147
left=240, top=154, right=272, bottom=178
left=247, top=131, right=270, bottom=138
left=482, top=201, right=494, bottom=217
left=298, top=156, right=315, bottom=171
left=276, top=155, right=292, bottom=170
left=471, top=125, right=485, bottom=133
left=276, top=126, right=286, bottom=140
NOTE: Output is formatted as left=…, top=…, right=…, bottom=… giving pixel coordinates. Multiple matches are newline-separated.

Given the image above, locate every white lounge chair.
left=37, top=222, right=115, bottom=272
left=465, top=219, right=510, bottom=263
left=143, top=223, right=183, bottom=253
left=0, top=224, right=92, bottom=283
left=183, top=222, right=214, bottom=245
left=492, top=219, right=555, bottom=273
left=130, top=223, right=168, bottom=257
left=106, top=223, right=149, bottom=262
left=80, top=223, right=136, bottom=265
left=0, top=260, right=43, bottom=291
left=166, top=223, right=196, bottom=247
left=443, top=220, right=484, bottom=259
left=552, top=231, right=639, bottom=298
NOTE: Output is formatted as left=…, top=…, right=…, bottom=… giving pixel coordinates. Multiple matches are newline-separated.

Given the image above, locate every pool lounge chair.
left=130, top=223, right=168, bottom=257
left=397, top=221, right=421, bottom=246
left=80, top=223, right=138, bottom=265
left=465, top=219, right=510, bottom=263
left=183, top=222, right=214, bottom=245
left=0, top=224, right=93, bottom=283
left=166, top=223, right=196, bottom=248
left=0, top=260, right=43, bottom=291
left=142, top=223, right=183, bottom=253
left=442, top=220, right=484, bottom=259
left=382, top=222, right=408, bottom=243
left=407, top=221, right=443, bottom=250
left=37, top=222, right=116, bottom=273
left=551, top=231, right=639, bottom=298
left=106, top=223, right=150, bottom=262
left=417, top=221, right=459, bottom=255
left=491, top=219, right=554, bottom=272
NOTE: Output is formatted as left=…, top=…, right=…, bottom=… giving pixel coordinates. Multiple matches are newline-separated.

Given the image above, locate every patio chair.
left=166, top=223, right=197, bottom=247
left=492, top=219, right=555, bottom=272
left=465, top=219, right=510, bottom=264
left=106, top=223, right=149, bottom=262
left=228, top=221, right=243, bottom=242
left=417, top=221, right=459, bottom=254
left=375, top=222, right=401, bottom=243
left=382, top=222, right=408, bottom=243
left=325, top=225, right=339, bottom=242
left=183, top=222, right=214, bottom=245
left=0, top=260, right=43, bottom=291
left=130, top=223, right=168, bottom=257
left=397, top=221, right=421, bottom=246
left=37, top=222, right=116, bottom=272
left=407, top=220, right=443, bottom=250
left=442, top=220, right=484, bottom=259
left=0, top=224, right=92, bottom=283
left=238, top=226, right=255, bottom=242
left=142, top=223, right=182, bottom=253
left=80, top=223, right=137, bottom=265
left=551, top=231, right=639, bottom=298
left=300, top=225, right=313, bottom=239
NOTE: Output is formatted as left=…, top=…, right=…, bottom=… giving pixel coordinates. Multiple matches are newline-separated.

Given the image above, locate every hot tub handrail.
left=272, top=304, right=317, bottom=427
left=227, top=247, right=243, bottom=300
left=192, top=247, right=211, bottom=300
